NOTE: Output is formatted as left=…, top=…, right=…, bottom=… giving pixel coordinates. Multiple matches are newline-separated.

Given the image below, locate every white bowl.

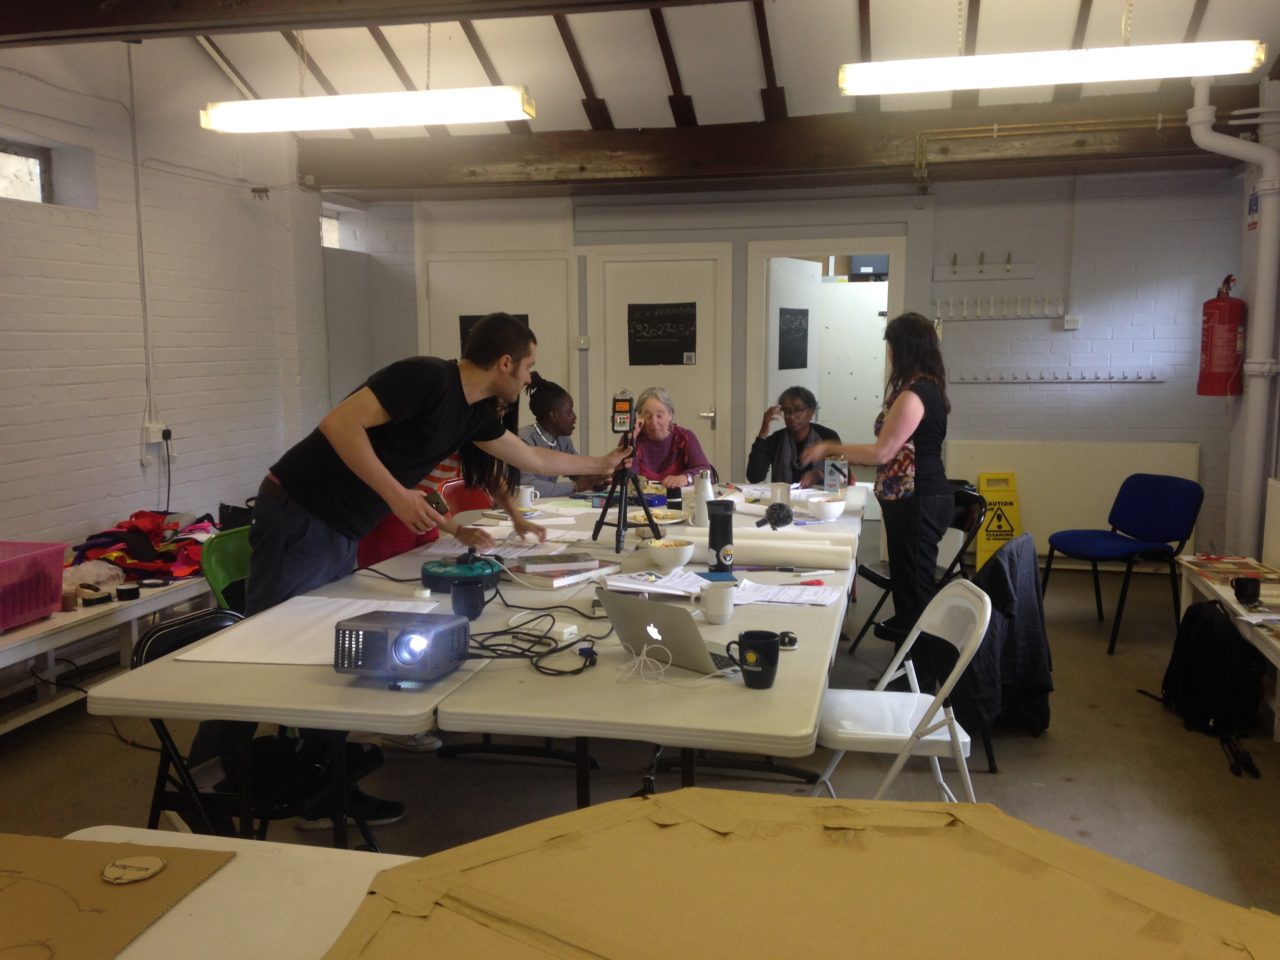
left=807, top=497, right=846, bottom=521
left=641, top=538, right=696, bottom=572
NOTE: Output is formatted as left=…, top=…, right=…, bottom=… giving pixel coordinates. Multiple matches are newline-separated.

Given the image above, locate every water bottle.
left=824, top=456, right=848, bottom=496
left=690, top=469, right=714, bottom=527
left=706, top=500, right=735, bottom=572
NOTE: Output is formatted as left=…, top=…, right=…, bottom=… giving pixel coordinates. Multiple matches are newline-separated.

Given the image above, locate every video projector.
left=333, top=611, right=470, bottom=684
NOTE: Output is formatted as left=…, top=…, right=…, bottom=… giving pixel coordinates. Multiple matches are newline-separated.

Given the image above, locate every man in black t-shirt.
left=249, top=312, right=628, bottom=613
left=195, top=314, right=628, bottom=829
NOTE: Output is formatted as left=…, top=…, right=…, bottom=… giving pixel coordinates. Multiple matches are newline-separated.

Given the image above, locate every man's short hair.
left=462, top=312, right=537, bottom=368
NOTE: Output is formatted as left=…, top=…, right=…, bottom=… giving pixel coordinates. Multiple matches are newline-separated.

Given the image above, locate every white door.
left=586, top=246, right=732, bottom=475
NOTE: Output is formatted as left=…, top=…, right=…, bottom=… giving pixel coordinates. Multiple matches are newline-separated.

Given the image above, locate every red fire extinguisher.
left=1197, top=274, right=1246, bottom=396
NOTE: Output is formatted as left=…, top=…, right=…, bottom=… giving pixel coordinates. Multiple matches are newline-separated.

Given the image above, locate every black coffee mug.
left=725, top=630, right=781, bottom=690
left=1232, top=576, right=1261, bottom=607
left=451, top=578, right=486, bottom=621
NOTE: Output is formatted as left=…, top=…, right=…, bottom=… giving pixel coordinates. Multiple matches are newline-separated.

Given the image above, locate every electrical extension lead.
left=507, top=611, right=578, bottom=642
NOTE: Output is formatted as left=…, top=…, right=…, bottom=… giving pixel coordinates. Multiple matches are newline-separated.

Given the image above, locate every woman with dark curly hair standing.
left=803, top=312, right=952, bottom=635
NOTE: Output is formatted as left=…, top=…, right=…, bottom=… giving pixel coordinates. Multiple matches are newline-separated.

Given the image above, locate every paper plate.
left=628, top=509, right=685, bottom=525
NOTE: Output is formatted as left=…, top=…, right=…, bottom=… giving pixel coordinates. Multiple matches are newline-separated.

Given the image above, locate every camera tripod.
left=591, top=447, right=661, bottom=553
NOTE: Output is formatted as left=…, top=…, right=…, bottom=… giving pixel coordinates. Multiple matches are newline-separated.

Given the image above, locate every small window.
left=321, top=213, right=340, bottom=249
left=0, top=139, right=53, bottom=203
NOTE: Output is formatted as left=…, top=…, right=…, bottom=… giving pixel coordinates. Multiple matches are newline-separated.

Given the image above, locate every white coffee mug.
left=516, top=485, right=540, bottom=509
left=693, top=582, right=736, bottom=625
left=770, top=482, right=791, bottom=505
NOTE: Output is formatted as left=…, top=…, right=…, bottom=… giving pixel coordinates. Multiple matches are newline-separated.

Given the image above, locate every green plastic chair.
left=203, top=526, right=251, bottom=613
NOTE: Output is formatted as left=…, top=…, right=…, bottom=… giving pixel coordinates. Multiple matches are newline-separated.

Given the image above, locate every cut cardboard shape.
left=0, top=834, right=232, bottom=959
left=326, top=789, right=1280, bottom=959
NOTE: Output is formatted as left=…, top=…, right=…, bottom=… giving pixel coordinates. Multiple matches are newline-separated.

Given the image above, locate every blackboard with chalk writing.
left=460, top=313, right=529, bottom=353
left=627, top=302, right=697, bottom=366
left=778, top=307, right=809, bottom=370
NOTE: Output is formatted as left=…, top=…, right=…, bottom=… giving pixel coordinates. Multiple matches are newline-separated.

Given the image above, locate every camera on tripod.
left=611, top=389, right=635, bottom=447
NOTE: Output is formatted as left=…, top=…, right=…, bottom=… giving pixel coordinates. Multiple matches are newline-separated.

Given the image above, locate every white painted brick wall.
left=937, top=171, right=1242, bottom=551
left=0, top=41, right=323, bottom=545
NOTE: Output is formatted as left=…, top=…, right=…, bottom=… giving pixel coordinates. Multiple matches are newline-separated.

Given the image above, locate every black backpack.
left=1147, top=600, right=1265, bottom=777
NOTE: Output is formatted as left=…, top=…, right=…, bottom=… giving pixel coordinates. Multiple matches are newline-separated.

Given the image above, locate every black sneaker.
left=295, top=789, right=406, bottom=830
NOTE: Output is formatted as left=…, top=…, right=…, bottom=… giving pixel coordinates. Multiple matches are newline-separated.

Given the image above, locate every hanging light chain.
left=425, top=22, right=433, bottom=91
left=1121, top=0, right=1133, bottom=46
left=957, top=0, right=967, bottom=57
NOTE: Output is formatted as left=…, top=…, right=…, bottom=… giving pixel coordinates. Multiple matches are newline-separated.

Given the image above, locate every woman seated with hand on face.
left=516, top=372, right=608, bottom=497
left=632, top=386, right=715, bottom=488
left=746, top=386, right=840, bottom=489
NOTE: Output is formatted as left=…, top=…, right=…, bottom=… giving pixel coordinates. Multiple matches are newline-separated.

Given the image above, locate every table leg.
left=236, top=726, right=254, bottom=839
left=331, top=734, right=349, bottom=850
left=681, top=749, right=696, bottom=787
left=575, top=737, right=591, bottom=808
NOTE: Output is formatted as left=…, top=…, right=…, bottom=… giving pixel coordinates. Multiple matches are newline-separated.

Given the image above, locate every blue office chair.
left=1041, top=473, right=1204, bottom=655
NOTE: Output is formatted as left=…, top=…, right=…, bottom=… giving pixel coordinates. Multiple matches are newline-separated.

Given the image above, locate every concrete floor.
left=2, top=524, right=1278, bottom=914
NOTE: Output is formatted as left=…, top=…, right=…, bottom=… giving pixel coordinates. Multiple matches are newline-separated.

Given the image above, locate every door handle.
left=698, top=409, right=716, bottom=431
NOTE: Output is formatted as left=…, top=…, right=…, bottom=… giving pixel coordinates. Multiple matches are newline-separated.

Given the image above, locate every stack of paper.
left=603, top=569, right=706, bottom=597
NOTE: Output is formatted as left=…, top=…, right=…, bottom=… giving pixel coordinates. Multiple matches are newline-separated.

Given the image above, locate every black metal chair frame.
left=134, top=608, right=381, bottom=849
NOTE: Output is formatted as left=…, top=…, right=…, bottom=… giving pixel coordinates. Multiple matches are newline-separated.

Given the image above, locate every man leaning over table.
left=191, top=312, right=630, bottom=829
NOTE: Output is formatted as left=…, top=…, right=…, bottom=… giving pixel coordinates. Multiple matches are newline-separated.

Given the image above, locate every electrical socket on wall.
left=1063, top=314, right=1081, bottom=331
left=143, top=421, right=167, bottom=443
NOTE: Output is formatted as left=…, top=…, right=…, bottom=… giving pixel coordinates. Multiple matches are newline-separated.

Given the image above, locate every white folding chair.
left=812, top=579, right=993, bottom=803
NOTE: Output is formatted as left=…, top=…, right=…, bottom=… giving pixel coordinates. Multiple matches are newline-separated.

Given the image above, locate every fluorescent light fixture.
left=839, top=40, right=1266, bottom=96
left=201, top=85, right=535, bottom=133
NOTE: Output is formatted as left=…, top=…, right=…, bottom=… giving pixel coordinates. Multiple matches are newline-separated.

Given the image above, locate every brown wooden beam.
left=951, top=0, right=982, bottom=110
left=459, top=19, right=532, bottom=135
left=651, top=8, right=696, bottom=127
left=281, top=30, right=374, bottom=140
left=752, top=0, right=786, bottom=122
left=0, top=1, right=742, bottom=48
left=1052, top=0, right=1094, bottom=103
left=368, top=26, right=450, bottom=136
left=854, top=0, right=878, bottom=115
left=298, top=85, right=1255, bottom=195
left=1158, top=0, right=1209, bottom=93
left=555, top=14, right=613, bottom=131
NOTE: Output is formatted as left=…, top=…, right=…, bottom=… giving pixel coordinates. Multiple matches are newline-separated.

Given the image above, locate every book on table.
left=506, top=558, right=622, bottom=589
left=512, top=552, right=603, bottom=573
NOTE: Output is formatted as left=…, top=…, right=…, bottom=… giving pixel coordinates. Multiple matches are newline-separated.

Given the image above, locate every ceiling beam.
left=368, top=26, right=449, bottom=136
left=853, top=0, right=877, bottom=115
left=298, top=86, right=1255, bottom=197
left=555, top=14, right=613, bottom=131
left=459, top=19, right=532, bottom=135
left=1052, top=0, right=1094, bottom=103
left=0, top=1, right=742, bottom=48
left=752, top=1, right=786, bottom=122
left=951, top=0, right=982, bottom=110
left=281, top=30, right=374, bottom=140
left=1158, top=0, right=1209, bottom=93
left=651, top=8, right=696, bottom=127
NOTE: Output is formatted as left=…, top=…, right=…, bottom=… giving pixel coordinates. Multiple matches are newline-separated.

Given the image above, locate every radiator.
left=944, top=440, right=1201, bottom=555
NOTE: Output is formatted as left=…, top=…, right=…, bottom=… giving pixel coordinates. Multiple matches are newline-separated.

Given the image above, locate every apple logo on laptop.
left=645, top=623, right=662, bottom=642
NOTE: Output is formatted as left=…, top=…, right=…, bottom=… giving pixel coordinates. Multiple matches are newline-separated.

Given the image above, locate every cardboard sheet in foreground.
left=0, top=834, right=232, bottom=959
left=326, top=789, right=1280, bottom=959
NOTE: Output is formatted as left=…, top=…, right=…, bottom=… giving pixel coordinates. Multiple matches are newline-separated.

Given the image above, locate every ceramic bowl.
left=641, top=538, right=696, bottom=571
left=807, top=496, right=846, bottom=521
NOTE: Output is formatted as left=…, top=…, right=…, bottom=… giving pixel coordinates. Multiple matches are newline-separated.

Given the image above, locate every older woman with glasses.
left=746, top=386, right=841, bottom=488
left=632, top=386, right=715, bottom=488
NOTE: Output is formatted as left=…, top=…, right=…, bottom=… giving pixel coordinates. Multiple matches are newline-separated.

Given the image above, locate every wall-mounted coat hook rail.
left=953, top=369, right=1163, bottom=384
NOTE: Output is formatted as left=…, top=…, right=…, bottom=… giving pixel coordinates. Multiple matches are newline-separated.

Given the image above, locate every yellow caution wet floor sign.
left=977, top=473, right=1022, bottom=569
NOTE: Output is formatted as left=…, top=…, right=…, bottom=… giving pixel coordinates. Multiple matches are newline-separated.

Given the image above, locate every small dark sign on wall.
left=627, top=302, right=697, bottom=366
left=778, top=307, right=809, bottom=370
left=460, top=313, right=529, bottom=353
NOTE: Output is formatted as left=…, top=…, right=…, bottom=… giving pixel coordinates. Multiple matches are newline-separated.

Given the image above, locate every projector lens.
left=393, top=631, right=430, bottom=665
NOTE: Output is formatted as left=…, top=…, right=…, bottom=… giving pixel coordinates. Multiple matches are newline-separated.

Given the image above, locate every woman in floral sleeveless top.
left=803, top=312, right=953, bottom=635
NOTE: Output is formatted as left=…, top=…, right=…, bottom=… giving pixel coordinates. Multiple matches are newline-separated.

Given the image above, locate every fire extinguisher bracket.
left=1243, top=359, right=1278, bottom=378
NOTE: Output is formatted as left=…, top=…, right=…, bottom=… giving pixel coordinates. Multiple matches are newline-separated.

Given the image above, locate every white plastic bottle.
left=690, top=469, right=714, bottom=527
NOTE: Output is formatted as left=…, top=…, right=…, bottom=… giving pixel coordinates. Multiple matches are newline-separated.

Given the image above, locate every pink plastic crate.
left=0, top=541, right=67, bottom=633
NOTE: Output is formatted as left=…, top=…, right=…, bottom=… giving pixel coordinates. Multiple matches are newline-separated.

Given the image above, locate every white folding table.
left=64, top=826, right=413, bottom=959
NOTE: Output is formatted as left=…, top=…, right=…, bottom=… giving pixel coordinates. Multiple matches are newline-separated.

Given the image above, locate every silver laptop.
left=595, top=588, right=736, bottom=676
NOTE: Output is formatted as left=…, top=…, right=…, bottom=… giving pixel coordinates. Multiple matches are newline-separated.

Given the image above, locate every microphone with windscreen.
left=755, top=502, right=794, bottom=530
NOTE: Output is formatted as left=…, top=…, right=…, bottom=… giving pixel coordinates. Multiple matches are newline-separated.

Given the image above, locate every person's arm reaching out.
left=799, top=391, right=925, bottom=468
left=319, top=387, right=494, bottom=549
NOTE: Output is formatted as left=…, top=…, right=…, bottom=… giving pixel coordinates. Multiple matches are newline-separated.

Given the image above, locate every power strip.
left=507, top=611, right=578, bottom=642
